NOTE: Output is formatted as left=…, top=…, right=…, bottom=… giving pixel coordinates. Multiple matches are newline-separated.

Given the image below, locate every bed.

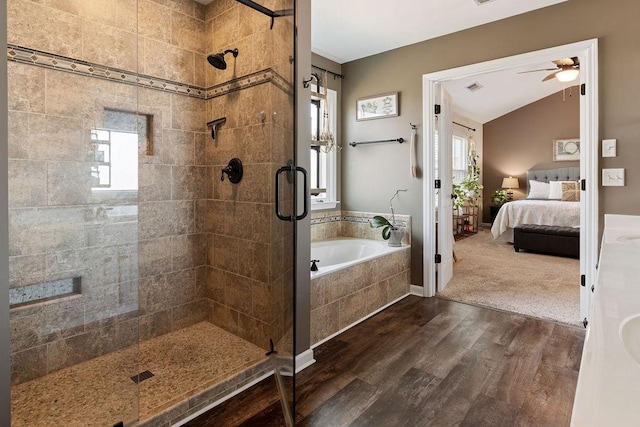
left=491, top=167, right=580, bottom=243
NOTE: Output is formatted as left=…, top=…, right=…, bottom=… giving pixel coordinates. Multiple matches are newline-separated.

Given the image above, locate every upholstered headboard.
left=526, top=167, right=580, bottom=194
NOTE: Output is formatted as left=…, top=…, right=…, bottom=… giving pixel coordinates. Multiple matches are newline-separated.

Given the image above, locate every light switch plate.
left=602, top=168, right=625, bottom=186
left=602, top=139, right=617, bottom=157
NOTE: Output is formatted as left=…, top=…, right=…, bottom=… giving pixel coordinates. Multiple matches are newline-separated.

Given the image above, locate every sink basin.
left=620, top=314, right=640, bottom=364
left=616, top=235, right=640, bottom=245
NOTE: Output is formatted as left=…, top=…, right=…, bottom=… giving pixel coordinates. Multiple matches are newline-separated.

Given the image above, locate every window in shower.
left=90, top=129, right=138, bottom=191
left=310, top=87, right=338, bottom=209
left=89, top=109, right=152, bottom=201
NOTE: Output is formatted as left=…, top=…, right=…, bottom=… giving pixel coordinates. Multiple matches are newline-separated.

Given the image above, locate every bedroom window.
left=433, top=133, right=470, bottom=183
left=433, top=133, right=473, bottom=209
left=310, top=87, right=338, bottom=210
left=452, top=134, right=469, bottom=184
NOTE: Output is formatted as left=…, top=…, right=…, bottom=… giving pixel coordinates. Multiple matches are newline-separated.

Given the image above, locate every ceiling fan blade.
left=518, top=68, right=557, bottom=74
left=553, top=57, right=579, bottom=66
left=542, top=71, right=559, bottom=82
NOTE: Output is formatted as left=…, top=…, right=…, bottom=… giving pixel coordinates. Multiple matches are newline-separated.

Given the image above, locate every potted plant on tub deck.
left=370, top=189, right=407, bottom=247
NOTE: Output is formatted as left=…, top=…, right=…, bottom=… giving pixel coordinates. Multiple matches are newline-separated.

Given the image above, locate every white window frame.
left=310, top=86, right=338, bottom=210
left=451, top=133, right=469, bottom=185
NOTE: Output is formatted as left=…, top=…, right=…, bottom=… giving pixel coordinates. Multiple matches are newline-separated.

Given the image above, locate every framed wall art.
left=553, top=138, right=580, bottom=161
left=356, top=92, right=399, bottom=121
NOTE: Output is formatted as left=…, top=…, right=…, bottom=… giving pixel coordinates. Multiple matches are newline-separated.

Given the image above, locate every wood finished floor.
left=185, top=296, right=585, bottom=426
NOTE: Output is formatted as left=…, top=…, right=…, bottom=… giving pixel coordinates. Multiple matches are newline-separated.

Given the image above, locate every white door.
left=437, top=85, right=454, bottom=291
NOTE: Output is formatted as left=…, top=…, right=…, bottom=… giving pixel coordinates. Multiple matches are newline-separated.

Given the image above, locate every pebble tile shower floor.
left=11, top=322, right=266, bottom=426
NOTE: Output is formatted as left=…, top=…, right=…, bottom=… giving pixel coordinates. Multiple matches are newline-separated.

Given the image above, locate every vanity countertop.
left=571, top=215, right=640, bottom=426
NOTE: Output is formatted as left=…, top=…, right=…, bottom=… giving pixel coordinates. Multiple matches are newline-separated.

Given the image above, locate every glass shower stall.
left=3, top=0, right=298, bottom=424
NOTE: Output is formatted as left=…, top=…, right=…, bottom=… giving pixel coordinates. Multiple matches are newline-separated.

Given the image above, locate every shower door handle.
left=275, top=165, right=308, bottom=221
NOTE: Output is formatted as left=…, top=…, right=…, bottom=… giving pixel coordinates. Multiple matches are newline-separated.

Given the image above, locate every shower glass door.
left=7, top=0, right=141, bottom=422
left=6, top=0, right=297, bottom=425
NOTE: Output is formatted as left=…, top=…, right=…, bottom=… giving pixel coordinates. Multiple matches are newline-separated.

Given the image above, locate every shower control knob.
left=220, top=158, right=243, bottom=184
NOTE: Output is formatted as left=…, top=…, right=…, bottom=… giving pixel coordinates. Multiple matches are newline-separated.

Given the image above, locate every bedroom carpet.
left=438, top=228, right=581, bottom=327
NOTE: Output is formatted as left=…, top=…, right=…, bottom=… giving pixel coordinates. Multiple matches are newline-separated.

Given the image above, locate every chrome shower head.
left=207, top=48, right=239, bottom=70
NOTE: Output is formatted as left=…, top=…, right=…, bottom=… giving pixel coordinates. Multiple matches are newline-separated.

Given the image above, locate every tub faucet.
left=310, top=259, right=319, bottom=271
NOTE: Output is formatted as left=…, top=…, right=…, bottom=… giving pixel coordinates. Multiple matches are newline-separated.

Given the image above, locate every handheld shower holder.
left=207, top=117, right=226, bottom=140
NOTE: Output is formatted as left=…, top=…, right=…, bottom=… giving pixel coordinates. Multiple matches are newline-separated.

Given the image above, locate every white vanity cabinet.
left=571, top=214, right=640, bottom=426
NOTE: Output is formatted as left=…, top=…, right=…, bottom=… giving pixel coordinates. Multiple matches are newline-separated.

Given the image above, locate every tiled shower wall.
left=7, top=0, right=294, bottom=385
left=202, top=0, right=295, bottom=352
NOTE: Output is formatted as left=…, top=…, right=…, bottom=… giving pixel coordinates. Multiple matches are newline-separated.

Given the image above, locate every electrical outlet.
left=602, top=139, right=617, bottom=157
left=602, top=168, right=625, bottom=186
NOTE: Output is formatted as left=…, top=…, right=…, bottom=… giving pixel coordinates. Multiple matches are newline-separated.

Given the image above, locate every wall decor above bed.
left=553, top=138, right=580, bottom=161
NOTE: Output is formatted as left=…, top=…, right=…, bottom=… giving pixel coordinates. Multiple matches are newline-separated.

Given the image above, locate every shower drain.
left=130, top=370, right=154, bottom=384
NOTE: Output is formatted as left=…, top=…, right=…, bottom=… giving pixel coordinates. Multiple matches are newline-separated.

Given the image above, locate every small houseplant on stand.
left=370, top=189, right=407, bottom=247
left=490, top=189, right=508, bottom=206
left=451, top=148, right=483, bottom=234
left=489, top=189, right=508, bottom=225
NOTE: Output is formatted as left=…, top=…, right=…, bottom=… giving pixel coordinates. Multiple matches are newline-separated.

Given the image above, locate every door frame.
left=421, top=39, right=599, bottom=321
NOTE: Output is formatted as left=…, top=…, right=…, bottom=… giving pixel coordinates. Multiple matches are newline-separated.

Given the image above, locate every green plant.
left=452, top=144, right=483, bottom=211
left=370, top=215, right=395, bottom=240
left=452, top=175, right=484, bottom=210
left=491, top=189, right=508, bottom=206
left=370, top=189, right=407, bottom=240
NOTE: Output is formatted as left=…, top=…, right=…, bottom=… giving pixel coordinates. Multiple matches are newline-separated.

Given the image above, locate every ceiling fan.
left=519, top=57, right=580, bottom=82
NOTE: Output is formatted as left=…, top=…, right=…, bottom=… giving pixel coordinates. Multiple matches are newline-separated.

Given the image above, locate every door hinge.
left=581, top=179, right=586, bottom=191
left=580, top=274, right=586, bottom=287
left=582, top=318, right=588, bottom=328
left=434, top=104, right=441, bottom=114
left=580, top=83, right=586, bottom=95
left=435, top=179, right=441, bottom=189
left=435, top=254, right=442, bottom=264
left=591, top=284, right=595, bottom=293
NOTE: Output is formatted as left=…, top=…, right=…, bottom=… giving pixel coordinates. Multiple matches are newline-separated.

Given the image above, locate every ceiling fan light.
left=556, top=68, right=579, bottom=82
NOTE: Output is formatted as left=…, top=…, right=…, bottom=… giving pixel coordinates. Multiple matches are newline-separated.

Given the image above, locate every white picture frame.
left=553, top=138, right=580, bottom=161
left=356, top=92, right=399, bottom=121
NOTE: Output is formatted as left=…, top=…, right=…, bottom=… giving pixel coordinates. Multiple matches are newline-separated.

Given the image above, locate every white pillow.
left=527, top=180, right=550, bottom=199
left=549, top=181, right=576, bottom=200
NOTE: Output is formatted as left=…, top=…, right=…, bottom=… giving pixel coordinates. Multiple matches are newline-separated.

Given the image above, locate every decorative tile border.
left=207, top=68, right=293, bottom=98
left=310, top=215, right=341, bottom=225
left=310, top=214, right=408, bottom=229
left=7, top=44, right=293, bottom=99
left=342, top=215, right=408, bottom=228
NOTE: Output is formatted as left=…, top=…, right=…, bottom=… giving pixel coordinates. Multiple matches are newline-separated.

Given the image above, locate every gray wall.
left=342, top=0, right=640, bottom=286
left=1, top=0, right=11, bottom=421
left=482, top=88, right=580, bottom=222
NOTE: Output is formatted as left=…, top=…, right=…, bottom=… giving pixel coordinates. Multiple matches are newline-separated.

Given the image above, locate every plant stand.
left=453, top=205, right=478, bottom=240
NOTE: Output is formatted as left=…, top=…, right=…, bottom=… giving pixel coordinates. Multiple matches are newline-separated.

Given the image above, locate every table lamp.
left=502, top=176, right=519, bottom=201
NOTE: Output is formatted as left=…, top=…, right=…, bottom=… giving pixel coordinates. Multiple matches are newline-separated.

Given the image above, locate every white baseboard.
left=311, top=293, right=411, bottom=350
left=410, top=284, right=424, bottom=296
left=295, top=349, right=316, bottom=373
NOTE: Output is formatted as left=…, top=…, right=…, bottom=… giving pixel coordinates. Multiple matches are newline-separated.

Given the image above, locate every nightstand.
left=490, top=205, right=502, bottom=225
